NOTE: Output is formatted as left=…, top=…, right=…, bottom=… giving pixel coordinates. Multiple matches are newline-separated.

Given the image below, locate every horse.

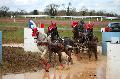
left=46, top=30, right=77, bottom=66
left=62, top=37, right=79, bottom=64
left=72, top=24, right=98, bottom=60
left=35, top=32, right=50, bottom=58
left=87, top=35, right=98, bottom=60
left=72, top=26, right=85, bottom=44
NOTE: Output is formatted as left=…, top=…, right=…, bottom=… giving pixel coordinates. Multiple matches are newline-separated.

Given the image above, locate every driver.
left=71, top=21, right=79, bottom=40
left=47, top=22, right=60, bottom=41
left=78, top=20, right=85, bottom=33
left=84, top=22, right=94, bottom=41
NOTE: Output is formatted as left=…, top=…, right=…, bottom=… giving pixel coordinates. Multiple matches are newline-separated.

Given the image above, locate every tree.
left=80, top=6, right=88, bottom=16
left=62, top=2, right=76, bottom=16
left=44, top=3, right=59, bottom=16
left=33, top=10, right=39, bottom=15
left=89, top=10, right=95, bottom=16
left=70, top=8, right=77, bottom=16
left=29, top=10, right=39, bottom=15
left=7, top=11, right=14, bottom=17
left=19, top=9, right=27, bottom=15
left=96, top=10, right=104, bottom=16
left=57, top=10, right=66, bottom=16
left=66, top=2, right=72, bottom=16
left=0, top=6, right=9, bottom=17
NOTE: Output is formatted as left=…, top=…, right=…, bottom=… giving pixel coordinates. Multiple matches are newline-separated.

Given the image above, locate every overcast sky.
left=0, top=0, right=120, bottom=15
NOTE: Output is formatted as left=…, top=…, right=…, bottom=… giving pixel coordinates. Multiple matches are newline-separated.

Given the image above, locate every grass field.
left=0, top=17, right=119, bottom=74
left=0, top=22, right=105, bottom=44
left=0, top=18, right=120, bottom=44
left=2, top=28, right=24, bottom=43
left=0, top=20, right=25, bottom=43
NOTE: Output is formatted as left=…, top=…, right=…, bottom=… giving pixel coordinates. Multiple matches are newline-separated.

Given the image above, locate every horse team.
left=32, top=20, right=99, bottom=67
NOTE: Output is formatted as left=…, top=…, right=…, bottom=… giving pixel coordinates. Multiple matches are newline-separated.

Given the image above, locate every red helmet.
left=84, top=23, right=94, bottom=30
left=32, top=28, right=38, bottom=37
left=48, top=22, right=56, bottom=32
left=71, top=21, right=78, bottom=28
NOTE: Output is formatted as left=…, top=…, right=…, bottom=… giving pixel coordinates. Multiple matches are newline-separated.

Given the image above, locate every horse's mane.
left=36, top=31, right=51, bottom=43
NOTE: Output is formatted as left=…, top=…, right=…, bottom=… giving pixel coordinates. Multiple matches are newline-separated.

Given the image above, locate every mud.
left=2, top=54, right=106, bottom=79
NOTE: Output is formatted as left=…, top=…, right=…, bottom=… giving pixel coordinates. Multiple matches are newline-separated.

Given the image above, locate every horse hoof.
left=60, top=64, right=65, bottom=68
left=70, top=60, right=73, bottom=65
left=89, top=58, right=91, bottom=61
left=95, top=58, right=98, bottom=61
left=71, top=62, right=73, bottom=65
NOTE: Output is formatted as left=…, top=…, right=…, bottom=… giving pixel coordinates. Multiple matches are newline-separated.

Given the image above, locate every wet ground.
left=2, top=44, right=24, bottom=48
left=2, top=53, right=106, bottom=79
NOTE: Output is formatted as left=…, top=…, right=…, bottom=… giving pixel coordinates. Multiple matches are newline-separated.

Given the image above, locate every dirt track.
left=0, top=18, right=108, bottom=26
left=2, top=53, right=106, bottom=79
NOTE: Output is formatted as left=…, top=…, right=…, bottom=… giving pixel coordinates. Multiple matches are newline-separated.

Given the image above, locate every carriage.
left=31, top=20, right=98, bottom=67
left=46, top=21, right=98, bottom=64
left=71, top=21, right=98, bottom=60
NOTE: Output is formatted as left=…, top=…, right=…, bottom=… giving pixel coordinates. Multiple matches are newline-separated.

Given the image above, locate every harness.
left=47, top=22, right=62, bottom=43
left=72, top=21, right=94, bottom=45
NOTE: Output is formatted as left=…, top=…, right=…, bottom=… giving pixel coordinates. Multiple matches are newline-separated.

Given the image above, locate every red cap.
left=32, top=28, right=38, bottom=37
left=48, top=22, right=56, bottom=32
left=71, top=21, right=78, bottom=28
left=84, top=23, right=94, bottom=30
left=40, top=23, right=44, bottom=28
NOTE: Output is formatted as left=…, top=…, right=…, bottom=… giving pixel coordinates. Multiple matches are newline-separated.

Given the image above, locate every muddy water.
left=2, top=44, right=24, bottom=48
left=2, top=54, right=106, bottom=79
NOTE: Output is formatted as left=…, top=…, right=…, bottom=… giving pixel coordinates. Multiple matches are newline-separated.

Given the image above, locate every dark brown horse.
left=72, top=24, right=98, bottom=60
left=87, top=36, right=98, bottom=60
left=48, top=39, right=64, bottom=64
left=47, top=32, right=76, bottom=66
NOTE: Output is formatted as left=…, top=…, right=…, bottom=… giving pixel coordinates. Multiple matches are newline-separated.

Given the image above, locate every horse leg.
left=94, top=46, right=98, bottom=61
left=67, top=49, right=73, bottom=65
left=75, top=48, right=79, bottom=54
left=58, top=52, right=62, bottom=64
left=75, top=45, right=82, bottom=60
left=49, top=51, right=52, bottom=63
left=94, top=51, right=97, bottom=61
left=88, top=48, right=92, bottom=60
left=69, top=50, right=73, bottom=65
left=80, top=46, right=84, bottom=59
left=53, top=52, right=57, bottom=67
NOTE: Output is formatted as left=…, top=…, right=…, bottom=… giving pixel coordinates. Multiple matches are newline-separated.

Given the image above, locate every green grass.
left=1, top=18, right=119, bottom=44
left=0, top=27, right=24, bottom=44
left=94, top=26, right=102, bottom=31
left=94, top=31, right=102, bottom=43
left=0, top=22, right=102, bottom=44
left=0, top=22, right=27, bottom=27
left=59, top=30, right=73, bottom=38
left=0, top=22, right=25, bottom=43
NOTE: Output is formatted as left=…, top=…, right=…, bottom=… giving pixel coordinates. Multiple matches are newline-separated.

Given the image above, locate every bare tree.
left=61, top=2, right=76, bottom=16
left=57, top=10, right=66, bottom=16
left=18, top=9, right=27, bottom=15
left=44, top=3, right=59, bottom=17
left=33, top=10, right=39, bottom=15
left=80, top=6, right=88, bottom=16
left=89, top=10, right=95, bottom=16
left=66, top=2, right=72, bottom=16
left=0, top=6, right=9, bottom=17
left=70, top=8, right=77, bottom=16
